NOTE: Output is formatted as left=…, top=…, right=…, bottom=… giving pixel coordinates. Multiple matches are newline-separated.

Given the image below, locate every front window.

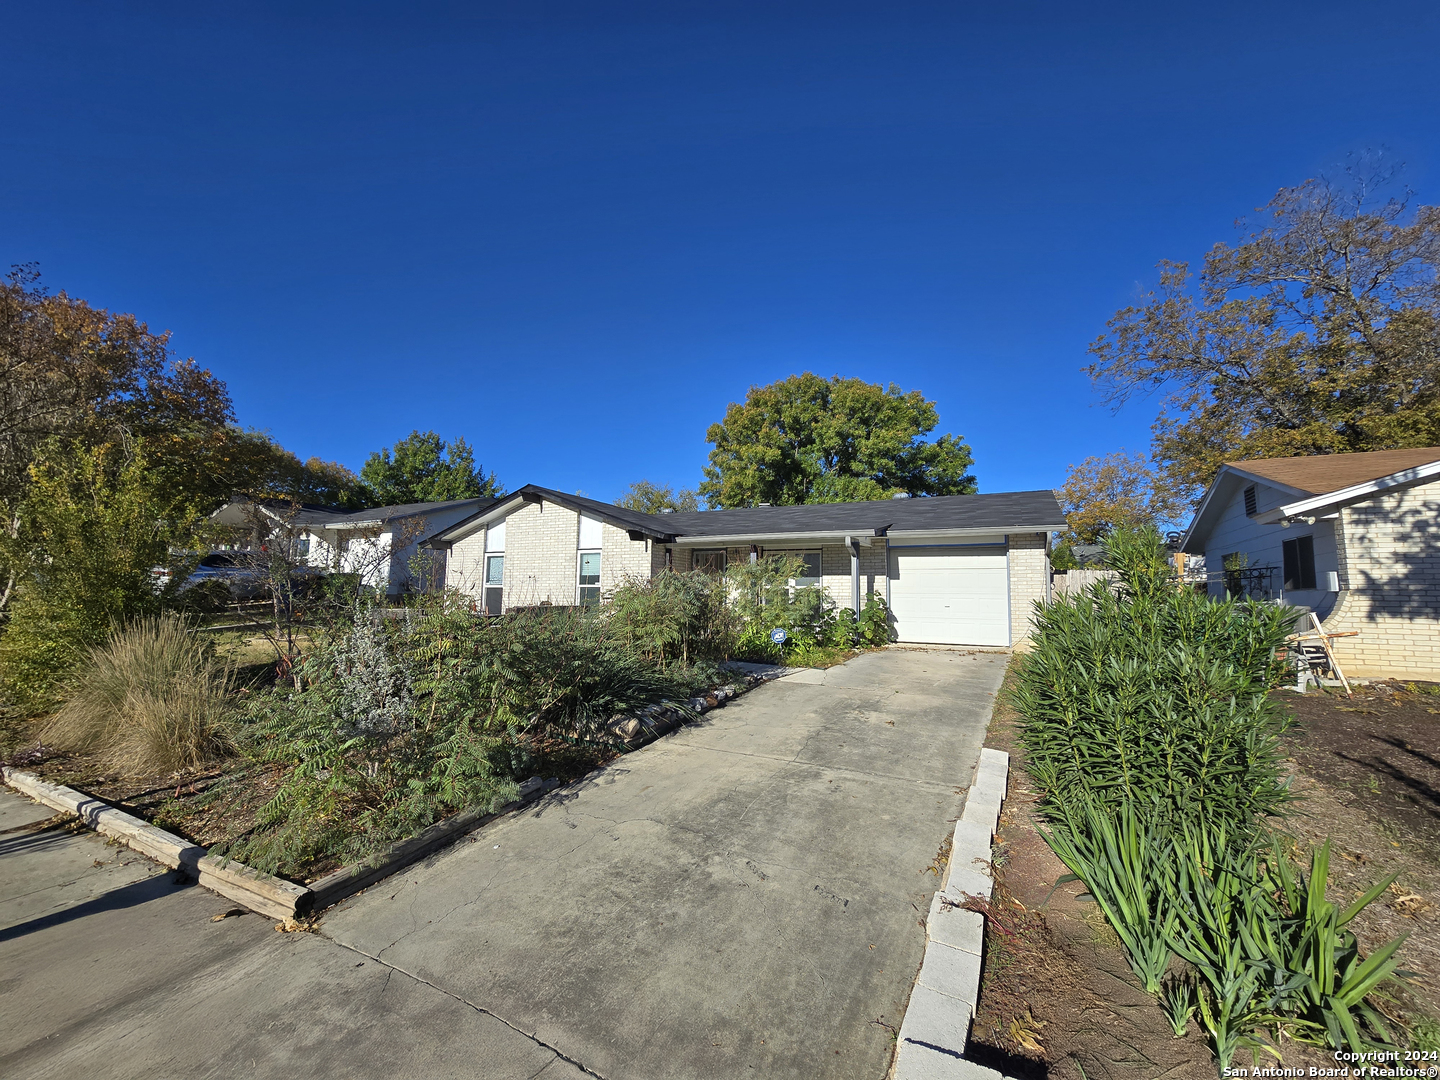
left=692, top=549, right=726, bottom=574
left=1282, top=535, right=1316, bottom=591
left=294, top=536, right=311, bottom=560
left=787, top=551, right=822, bottom=588
left=578, top=551, right=601, bottom=606
left=484, top=554, right=504, bottom=615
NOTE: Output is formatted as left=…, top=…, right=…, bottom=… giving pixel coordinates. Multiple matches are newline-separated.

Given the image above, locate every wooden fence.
left=1050, top=568, right=1119, bottom=597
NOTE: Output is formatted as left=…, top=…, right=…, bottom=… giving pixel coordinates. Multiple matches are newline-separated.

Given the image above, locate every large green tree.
left=700, top=373, right=977, bottom=508
left=1088, top=163, right=1440, bottom=508
left=0, top=438, right=205, bottom=711
left=0, top=267, right=342, bottom=613
left=616, top=479, right=700, bottom=514
left=360, top=430, right=503, bottom=506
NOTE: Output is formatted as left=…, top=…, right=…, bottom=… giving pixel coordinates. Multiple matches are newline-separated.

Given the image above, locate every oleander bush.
left=1014, top=527, right=1404, bottom=1073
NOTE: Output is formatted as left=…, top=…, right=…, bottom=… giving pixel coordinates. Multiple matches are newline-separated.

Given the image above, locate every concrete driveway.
left=324, top=647, right=1004, bottom=1079
left=0, top=647, right=1003, bottom=1079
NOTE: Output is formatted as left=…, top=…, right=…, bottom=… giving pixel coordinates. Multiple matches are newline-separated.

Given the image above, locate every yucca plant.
left=1041, top=797, right=1176, bottom=994
left=1262, top=840, right=1405, bottom=1054
left=1163, top=825, right=1281, bottom=1072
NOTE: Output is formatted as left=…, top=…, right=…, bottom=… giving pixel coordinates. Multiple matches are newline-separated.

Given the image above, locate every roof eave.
left=672, top=528, right=885, bottom=546
left=886, top=524, right=1065, bottom=540
left=1271, top=459, right=1440, bottom=521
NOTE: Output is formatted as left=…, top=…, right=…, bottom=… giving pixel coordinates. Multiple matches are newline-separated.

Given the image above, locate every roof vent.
left=757, top=502, right=771, bottom=508
left=660, top=508, right=674, bottom=514
left=892, top=492, right=911, bottom=499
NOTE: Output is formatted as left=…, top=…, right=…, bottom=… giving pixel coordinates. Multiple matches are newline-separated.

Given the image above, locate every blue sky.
left=4, top=2, right=1439, bottom=503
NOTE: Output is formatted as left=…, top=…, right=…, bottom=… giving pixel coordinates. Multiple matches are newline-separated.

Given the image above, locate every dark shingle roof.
left=429, top=485, right=1065, bottom=545
left=660, top=490, right=1065, bottom=538
left=327, top=497, right=499, bottom=526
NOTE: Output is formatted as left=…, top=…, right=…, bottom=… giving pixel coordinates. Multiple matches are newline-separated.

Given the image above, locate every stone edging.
left=1, top=766, right=310, bottom=920
left=892, top=747, right=1015, bottom=1080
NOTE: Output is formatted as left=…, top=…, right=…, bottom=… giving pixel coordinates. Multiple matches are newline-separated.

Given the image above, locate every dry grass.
left=41, top=616, right=236, bottom=775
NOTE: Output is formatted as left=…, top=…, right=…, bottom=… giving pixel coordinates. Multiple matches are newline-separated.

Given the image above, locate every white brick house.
left=210, top=496, right=496, bottom=596
left=426, top=486, right=1066, bottom=648
left=1180, top=447, right=1440, bottom=680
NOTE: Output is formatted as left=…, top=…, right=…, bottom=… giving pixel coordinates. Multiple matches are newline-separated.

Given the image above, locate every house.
left=424, top=485, right=1066, bottom=647
left=210, top=496, right=498, bottom=596
left=1180, top=447, right=1440, bottom=679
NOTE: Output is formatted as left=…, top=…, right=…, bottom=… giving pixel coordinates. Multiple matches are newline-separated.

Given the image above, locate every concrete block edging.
left=892, top=746, right=1013, bottom=1080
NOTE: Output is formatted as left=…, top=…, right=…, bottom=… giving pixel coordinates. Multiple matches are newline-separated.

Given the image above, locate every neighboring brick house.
left=1180, top=447, right=1440, bottom=680
left=426, top=485, right=1066, bottom=648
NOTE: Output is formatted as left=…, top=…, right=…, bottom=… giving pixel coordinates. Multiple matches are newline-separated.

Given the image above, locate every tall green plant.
left=1041, top=798, right=1177, bottom=993
left=605, top=570, right=731, bottom=664
left=1014, top=527, right=1298, bottom=833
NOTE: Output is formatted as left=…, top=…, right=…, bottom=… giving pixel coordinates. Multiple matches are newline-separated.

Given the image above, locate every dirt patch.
left=1281, top=680, right=1440, bottom=859
left=969, top=670, right=1440, bottom=1077
left=1277, top=680, right=1440, bottom=1027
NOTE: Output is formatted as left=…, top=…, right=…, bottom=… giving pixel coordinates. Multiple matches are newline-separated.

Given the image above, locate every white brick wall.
left=600, top=520, right=655, bottom=593
left=442, top=501, right=655, bottom=608
left=446, top=527, right=488, bottom=598
left=1321, top=478, right=1440, bottom=679
left=1007, top=532, right=1049, bottom=645
left=504, top=501, right=580, bottom=606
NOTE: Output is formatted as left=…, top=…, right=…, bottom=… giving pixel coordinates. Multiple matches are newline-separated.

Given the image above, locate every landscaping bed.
left=2, top=732, right=621, bottom=884
left=965, top=532, right=1440, bottom=1078
left=973, top=671, right=1440, bottom=1079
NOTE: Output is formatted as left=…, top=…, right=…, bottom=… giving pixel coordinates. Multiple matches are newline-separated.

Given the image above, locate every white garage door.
left=888, top=546, right=1010, bottom=646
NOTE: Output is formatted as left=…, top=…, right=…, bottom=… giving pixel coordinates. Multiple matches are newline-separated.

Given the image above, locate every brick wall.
left=600, top=521, right=655, bottom=593
left=446, top=527, right=487, bottom=598
left=1321, top=479, right=1440, bottom=679
left=504, top=502, right=579, bottom=606
left=1007, top=532, right=1049, bottom=646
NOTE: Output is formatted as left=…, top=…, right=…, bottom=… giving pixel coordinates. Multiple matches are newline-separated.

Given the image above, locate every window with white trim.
left=484, top=555, right=504, bottom=615
left=578, top=551, right=601, bottom=606
left=483, top=517, right=506, bottom=615
left=777, top=550, right=822, bottom=588
left=692, top=549, right=727, bottom=574
left=577, top=514, right=603, bottom=606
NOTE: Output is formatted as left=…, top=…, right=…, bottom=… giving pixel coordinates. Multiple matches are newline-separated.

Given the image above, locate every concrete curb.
left=1, top=766, right=309, bottom=920
left=1, top=766, right=567, bottom=920
left=892, top=747, right=1016, bottom=1080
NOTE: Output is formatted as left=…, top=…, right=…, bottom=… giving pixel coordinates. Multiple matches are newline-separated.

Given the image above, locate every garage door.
left=888, top=546, right=1009, bottom=646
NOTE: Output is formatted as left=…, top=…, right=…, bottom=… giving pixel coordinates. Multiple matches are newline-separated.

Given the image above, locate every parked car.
left=177, top=552, right=269, bottom=600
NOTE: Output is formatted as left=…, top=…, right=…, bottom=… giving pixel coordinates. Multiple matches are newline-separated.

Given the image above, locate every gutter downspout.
left=846, top=536, right=861, bottom=613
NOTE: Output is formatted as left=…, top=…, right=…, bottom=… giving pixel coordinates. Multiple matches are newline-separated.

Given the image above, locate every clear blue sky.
left=5, top=2, right=1438, bottom=503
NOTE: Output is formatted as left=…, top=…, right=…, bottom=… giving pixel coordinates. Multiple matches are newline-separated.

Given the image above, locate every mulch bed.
left=968, top=669, right=1440, bottom=1078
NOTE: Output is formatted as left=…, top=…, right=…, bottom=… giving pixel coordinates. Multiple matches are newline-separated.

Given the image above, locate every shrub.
left=1014, top=530, right=1298, bottom=834
left=0, top=438, right=208, bottom=713
left=41, top=615, right=235, bottom=775
left=858, top=593, right=892, bottom=646
left=218, top=602, right=699, bottom=875
left=605, top=570, right=731, bottom=664
left=1012, top=527, right=1404, bottom=1071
